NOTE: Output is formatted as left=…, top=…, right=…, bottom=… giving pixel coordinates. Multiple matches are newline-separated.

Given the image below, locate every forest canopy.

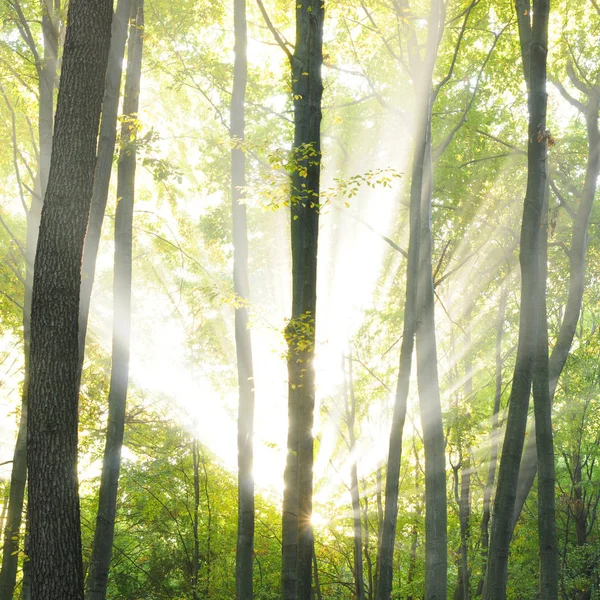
left=0, top=0, right=600, bottom=599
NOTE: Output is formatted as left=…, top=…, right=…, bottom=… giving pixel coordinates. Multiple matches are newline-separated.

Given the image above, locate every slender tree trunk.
left=455, top=319, right=473, bottom=600
left=373, top=462, right=383, bottom=595
left=362, top=491, right=374, bottom=600
left=454, top=457, right=471, bottom=600
left=374, top=70, right=426, bottom=600
left=281, top=2, right=324, bottom=599
left=312, top=543, right=322, bottom=600
left=407, top=443, right=422, bottom=600
left=231, top=0, right=255, bottom=596
left=415, top=130, right=447, bottom=600
left=475, top=289, right=506, bottom=597
left=26, top=0, right=113, bottom=598
left=192, top=440, right=200, bottom=600
left=20, top=513, right=30, bottom=600
left=79, top=0, right=132, bottom=362
left=0, top=5, right=58, bottom=597
left=484, top=1, right=553, bottom=598
left=511, top=81, right=600, bottom=533
left=85, top=4, right=143, bottom=599
left=345, top=355, right=365, bottom=600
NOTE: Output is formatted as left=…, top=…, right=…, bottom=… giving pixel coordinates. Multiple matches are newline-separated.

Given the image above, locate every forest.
left=0, top=0, right=599, bottom=598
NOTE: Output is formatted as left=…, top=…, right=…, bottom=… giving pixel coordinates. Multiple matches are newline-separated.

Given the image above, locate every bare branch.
left=433, top=0, right=479, bottom=102
left=360, top=1, right=406, bottom=70
left=0, top=290, right=24, bottom=311
left=344, top=212, right=408, bottom=258
left=255, top=0, right=293, bottom=62
left=433, top=24, right=508, bottom=160
left=8, top=0, right=41, bottom=72
left=473, top=128, right=526, bottom=154
left=0, top=213, right=25, bottom=260
left=566, top=60, right=590, bottom=96
left=550, top=77, right=585, bottom=114
left=549, top=177, right=577, bottom=219
left=0, top=82, right=30, bottom=215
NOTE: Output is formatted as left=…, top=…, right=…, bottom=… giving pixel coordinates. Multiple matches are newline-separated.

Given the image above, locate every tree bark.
left=85, top=3, right=143, bottom=598
left=484, top=1, right=554, bottom=598
left=282, top=2, right=324, bottom=599
left=0, top=4, right=58, bottom=597
left=231, top=0, right=255, bottom=595
left=26, top=1, right=113, bottom=599
left=79, top=0, right=132, bottom=362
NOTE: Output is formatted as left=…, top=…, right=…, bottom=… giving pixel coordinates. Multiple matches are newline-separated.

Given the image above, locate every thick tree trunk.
left=484, top=1, right=553, bottom=598
left=26, top=1, right=113, bottom=599
left=0, top=6, right=58, bottom=597
left=281, top=2, right=324, bottom=599
left=79, top=0, right=132, bottom=362
left=231, top=0, right=255, bottom=596
left=85, top=4, right=143, bottom=599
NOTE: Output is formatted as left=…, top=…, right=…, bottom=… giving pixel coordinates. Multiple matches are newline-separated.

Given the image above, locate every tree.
left=0, top=2, right=59, bottom=596
left=25, top=0, right=113, bottom=598
left=484, top=0, right=556, bottom=598
left=85, top=2, right=144, bottom=598
left=230, top=0, right=256, bottom=594
left=282, top=1, right=324, bottom=598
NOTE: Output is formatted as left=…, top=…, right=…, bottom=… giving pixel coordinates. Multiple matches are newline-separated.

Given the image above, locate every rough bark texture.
left=0, top=5, right=58, bottom=597
left=484, top=1, right=553, bottom=598
left=231, top=0, right=255, bottom=595
left=26, top=1, right=113, bottom=599
left=281, top=2, right=323, bottom=599
left=85, top=4, right=143, bottom=599
left=79, top=0, right=131, bottom=362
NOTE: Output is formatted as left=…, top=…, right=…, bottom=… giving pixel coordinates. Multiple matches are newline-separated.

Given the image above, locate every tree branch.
left=255, top=0, right=293, bottom=62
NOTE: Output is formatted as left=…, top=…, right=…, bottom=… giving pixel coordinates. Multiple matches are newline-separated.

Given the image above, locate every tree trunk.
left=26, top=0, right=113, bottom=598
left=192, top=439, right=200, bottom=600
left=484, top=1, right=553, bottom=598
left=231, top=0, right=255, bottom=596
left=407, top=442, right=422, bottom=600
left=0, top=5, right=58, bottom=597
left=475, top=289, right=506, bottom=597
left=374, top=66, right=426, bottom=600
left=282, top=2, right=324, bottom=599
left=79, top=0, right=132, bottom=362
left=454, top=457, right=471, bottom=600
left=345, top=355, right=365, bottom=600
left=407, top=2, right=447, bottom=596
left=511, top=76, right=600, bottom=534
left=85, top=3, right=143, bottom=598
left=415, top=129, right=447, bottom=600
